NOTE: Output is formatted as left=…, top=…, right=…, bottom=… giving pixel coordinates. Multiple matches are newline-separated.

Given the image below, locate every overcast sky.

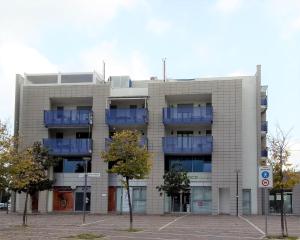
left=0, top=0, right=299, bottom=167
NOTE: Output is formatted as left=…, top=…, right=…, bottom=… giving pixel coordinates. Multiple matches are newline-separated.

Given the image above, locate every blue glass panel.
left=163, top=136, right=213, bottom=154
left=105, top=108, right=148, bottom=125
left=203, top=162, right=212, bottom=172
left=163, top=106, right=213, bottom=125
left=193, top=159, right=203, bottom=172
left=43, top=139, right=92, bottom=156
left=44, top=110, right=92, bottom=127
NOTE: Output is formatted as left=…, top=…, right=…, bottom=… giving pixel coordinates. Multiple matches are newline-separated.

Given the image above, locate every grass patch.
left=265, top=236, right=298, bottom=240
left=64, top=233, right=105, bottom=239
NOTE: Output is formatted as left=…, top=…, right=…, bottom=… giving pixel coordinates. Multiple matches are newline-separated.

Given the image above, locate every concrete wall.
left=242, top=76, right=258, bottom=214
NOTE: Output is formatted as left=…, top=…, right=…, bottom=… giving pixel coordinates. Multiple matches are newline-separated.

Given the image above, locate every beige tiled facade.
left=14, top=67, right=268, bottom=215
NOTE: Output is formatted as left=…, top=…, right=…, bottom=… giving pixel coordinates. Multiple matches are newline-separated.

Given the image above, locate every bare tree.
left=268, top=126, right=300, bottom=237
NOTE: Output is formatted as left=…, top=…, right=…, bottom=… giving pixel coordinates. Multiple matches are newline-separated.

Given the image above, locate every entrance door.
left=172, top=192, right=190, bottom=212
left=242, top=189, right=251, bottom=215
left=31, top=192, right=39, bottom=213
left=108, top=187, right=116, bottom=212
left=219, top=188, right=230, bottom=214
left=75, top=192, right=91, bottom=211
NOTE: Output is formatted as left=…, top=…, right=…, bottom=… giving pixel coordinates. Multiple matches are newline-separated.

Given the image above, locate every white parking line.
left=239, top=215, right=265, bottom=237
left=158, top=214, right=188, bottom=231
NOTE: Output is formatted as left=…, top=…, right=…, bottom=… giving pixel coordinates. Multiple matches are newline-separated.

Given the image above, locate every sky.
left=0, top=0, right=299, bottom=168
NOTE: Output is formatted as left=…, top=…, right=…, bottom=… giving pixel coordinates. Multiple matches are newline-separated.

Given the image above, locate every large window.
left=191, top=186, right=212, bottom=213
left=132, top=187, right=147, bottom=213
left=166, top=156, right=211, bottom=172
left=54, top=157, right=91, bottom=173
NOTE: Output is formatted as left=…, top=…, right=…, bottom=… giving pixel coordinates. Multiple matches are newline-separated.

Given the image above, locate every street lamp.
left=82, top=156, right=91, bottom=224
left=235, top=169, right=241, bottom=216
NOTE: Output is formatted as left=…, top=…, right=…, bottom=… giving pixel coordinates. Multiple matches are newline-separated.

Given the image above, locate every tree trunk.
left=279, top=147, right=285, bottom=237
left=126, top=177, right=133, bottom=230
left=171, top=196, right=175, bottom=212
left=23, top=192, right=29, bottom=226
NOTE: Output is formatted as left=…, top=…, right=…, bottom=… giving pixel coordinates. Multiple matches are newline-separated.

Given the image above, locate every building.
left=13, top=65, right=268, bottom=215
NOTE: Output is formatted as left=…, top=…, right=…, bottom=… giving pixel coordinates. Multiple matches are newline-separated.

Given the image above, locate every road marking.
left=239, top=215, right=265, bottom=236
left=158, top=214, right=188, bottom=231
left=80, top=220, right=105, bottom=226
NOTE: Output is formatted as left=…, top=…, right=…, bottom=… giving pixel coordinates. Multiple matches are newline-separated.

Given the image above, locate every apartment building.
left=13, top=65, right=268, bottom=215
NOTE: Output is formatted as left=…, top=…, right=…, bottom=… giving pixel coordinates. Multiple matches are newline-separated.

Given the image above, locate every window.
left=56, top=132, right=64, bottom=139
left=166, top=156, right=212, bottom=173
left=192, top=186, right=212, bottom=213
left=206, top=130, right=212, bottom=136
left=76, top=132, right=90, bottom=139
left=132, top=187, right=146, bottom=213
left=54, top=157, right=91, bottom=173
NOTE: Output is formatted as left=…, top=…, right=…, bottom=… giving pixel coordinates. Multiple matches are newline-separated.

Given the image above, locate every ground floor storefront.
left=53, top=186, right=91, bottom=212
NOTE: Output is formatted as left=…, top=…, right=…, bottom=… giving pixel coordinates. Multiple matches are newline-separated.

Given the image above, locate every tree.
left=268, top=127, right=300, bottom=237
left=0, top=120, right=14, bottom=212
left=101, top=130, right=151, bottom=230
left=156, top=166, right=190, bottom=212
left=9, top=142, right=57, bottom=225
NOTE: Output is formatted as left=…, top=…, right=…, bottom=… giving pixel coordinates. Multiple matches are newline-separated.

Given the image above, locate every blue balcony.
left=43, top=139, right=92, bottom=156
left=163, top=136, right=213, bottom=155
left=261, top=149, right=268, bottom=158
left=105, top=136, right=148, bottom=150
left=105, top=108, right=148, bottom=126
left=163, top=107, right=213, bottom=125
left=261, top=97, right=268, bottom=107
left=44, top=110, right=92, bottom=128
left=261, top=121, right=268, bottom=132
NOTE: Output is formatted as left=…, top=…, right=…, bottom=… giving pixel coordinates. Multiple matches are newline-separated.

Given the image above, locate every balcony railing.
left=261, top=149, right=268, bottom=158
left=43, top=138, right=92, bottom=156
left=261, top=121, right=268, bottom=132
left=105, top=137, right=148, bottom=150
left=261, top=97, right=268, bottom=107
left=163, top=107, right=213, bottom=125
left=105, top=108, right=148, bottom=126
left=44, top=110, right=92, bottom=127
left=162, top=136, right=213, bottom=155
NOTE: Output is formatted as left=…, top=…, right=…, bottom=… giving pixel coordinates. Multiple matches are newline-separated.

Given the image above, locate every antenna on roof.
left=162, top=58, right=166, bottom=82
left=103, top=60, right=106, bottom=81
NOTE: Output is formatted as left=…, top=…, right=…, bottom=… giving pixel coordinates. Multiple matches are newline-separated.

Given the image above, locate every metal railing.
left=261, top=149, right=268, bottom=158
left=43, top=138, right=92, bottom=156
left=163, top=106, right=213, bottom=125
left=261, top=121, right=268, bottom=132
left=162, top=136, right=213, bottom=154
left=105, top=108, right=148, bottom=125
left=44, top=110, right=92, bottom=127
left=261, top=97, right=268, bottom=106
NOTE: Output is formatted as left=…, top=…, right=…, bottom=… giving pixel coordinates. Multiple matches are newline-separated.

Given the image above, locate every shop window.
left=132, top=187, right=146, bottom=213
left=191, top=186, right=212, bottom=214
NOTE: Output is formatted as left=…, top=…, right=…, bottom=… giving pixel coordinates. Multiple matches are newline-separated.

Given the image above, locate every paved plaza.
left=0, top=212, right=299, bottom=240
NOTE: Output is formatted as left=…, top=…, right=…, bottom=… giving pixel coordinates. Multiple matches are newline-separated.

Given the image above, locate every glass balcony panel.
left=105, top=108, right=148, bottom=125
left=44, top=110, right=92, bottom=127
left=163, top=136, right=213, bottom=154
left=43, top=138, right=92, bottom=156
left=261, top=121, right=268, bottom=132
left=163, top=107, right=213, bottom=125
left=261, top=97, right=268, bottom=106
left=261, top=149, right=268, bottom=158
